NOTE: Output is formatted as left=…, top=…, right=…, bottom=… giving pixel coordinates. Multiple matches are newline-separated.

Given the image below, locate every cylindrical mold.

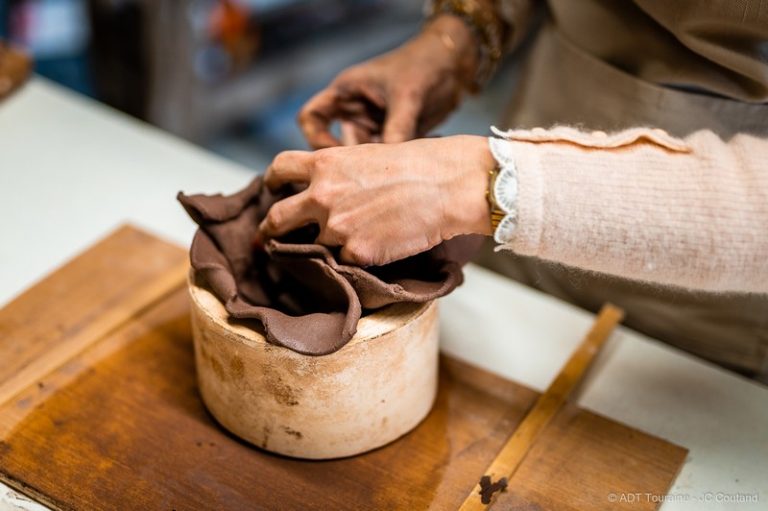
left=188, top=274, right=439, bottom=459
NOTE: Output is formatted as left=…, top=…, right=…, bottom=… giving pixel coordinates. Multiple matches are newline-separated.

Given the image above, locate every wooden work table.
left=0, top=79, right=766, bottom=511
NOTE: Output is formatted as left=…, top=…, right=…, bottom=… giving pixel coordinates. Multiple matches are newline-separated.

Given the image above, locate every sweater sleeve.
left=492, top=126, right=768, bottom=293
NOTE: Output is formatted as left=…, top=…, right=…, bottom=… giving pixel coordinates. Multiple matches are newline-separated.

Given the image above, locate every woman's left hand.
left=259, top=135, right=494, bottom=266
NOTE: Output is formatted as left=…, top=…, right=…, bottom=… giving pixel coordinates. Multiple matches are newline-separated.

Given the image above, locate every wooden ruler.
left=459, top=303, right=625, bottom=510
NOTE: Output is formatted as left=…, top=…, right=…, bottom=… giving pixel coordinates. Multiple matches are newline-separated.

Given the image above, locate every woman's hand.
left=260, top=135, right=494, bottom=266
left=298, top=15, right=479, bottom=149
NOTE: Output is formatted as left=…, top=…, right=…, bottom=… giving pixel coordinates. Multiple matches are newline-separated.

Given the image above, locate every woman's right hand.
left=298, top=14, right=479, bottom=149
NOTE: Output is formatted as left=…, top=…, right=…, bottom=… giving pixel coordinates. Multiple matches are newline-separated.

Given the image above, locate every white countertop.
left=1, top=79, right=766, bottom=511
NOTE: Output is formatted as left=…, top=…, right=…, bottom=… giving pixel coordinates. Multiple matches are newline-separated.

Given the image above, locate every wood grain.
left=0, top=225, right=188, bottom=406
left=0, top=226, right=687, bottom=510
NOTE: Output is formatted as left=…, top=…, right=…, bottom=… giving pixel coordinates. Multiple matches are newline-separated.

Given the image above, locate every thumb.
left=382, top=92, right=421, bottom=143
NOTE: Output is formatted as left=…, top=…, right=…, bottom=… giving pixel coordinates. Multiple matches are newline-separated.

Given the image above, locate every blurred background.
left=0, top=0, right=516, bottom=170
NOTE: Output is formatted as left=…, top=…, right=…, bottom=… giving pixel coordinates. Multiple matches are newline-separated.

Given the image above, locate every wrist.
left=421, top=14, right=480, bottom=90
left=441, top=135, right=494, bottom=237
left=427, top=0, right=506, bottom=91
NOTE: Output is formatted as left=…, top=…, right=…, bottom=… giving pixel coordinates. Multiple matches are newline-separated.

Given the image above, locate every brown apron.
left=475, top=21, right=768, bottom=380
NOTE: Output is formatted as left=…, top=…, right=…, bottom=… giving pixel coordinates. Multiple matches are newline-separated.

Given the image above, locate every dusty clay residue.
left=229, top=356, right=245, bottom=380
left=282, top=426, right=303, bottom=439
left=479, top=475, right=508, bottom=504
left=199, top=340, right=227, bottom=382
left=261, top=425, right=271, bottom=449
left=263, top=367, right=299, bottom=407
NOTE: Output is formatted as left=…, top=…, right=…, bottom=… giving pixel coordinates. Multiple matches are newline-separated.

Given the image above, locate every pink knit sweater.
left=492, top=127, right=768, bottom=293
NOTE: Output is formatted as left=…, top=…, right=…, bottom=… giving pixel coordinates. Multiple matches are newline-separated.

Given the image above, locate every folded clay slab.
left=178, top=177, right=481, bottom=355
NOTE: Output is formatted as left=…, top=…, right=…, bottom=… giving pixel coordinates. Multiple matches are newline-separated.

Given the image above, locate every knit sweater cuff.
left=488, top=137, right=544, bottom=255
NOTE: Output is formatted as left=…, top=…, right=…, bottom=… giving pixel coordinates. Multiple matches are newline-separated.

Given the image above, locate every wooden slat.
left=461, top=304, right=625, bottom=510
left=0, top=224, right=188, bottom=406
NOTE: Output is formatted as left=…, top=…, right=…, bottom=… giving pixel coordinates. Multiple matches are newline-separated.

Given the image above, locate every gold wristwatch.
left=486, top=166, right=505, bottom=232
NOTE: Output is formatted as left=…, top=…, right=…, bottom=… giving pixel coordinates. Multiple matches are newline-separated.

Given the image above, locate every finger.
left=417, top=89, right=462, bottom=136
left=259, top=192, right=317, bottom=238
left=337, top=80, right=387, bottom=110
left=264, top=151, right=315, bottom=191
left=336, top=99, right=374, bottom=118
left=340, top=243, right=372, bottom=267
left=336, top=95, right=385, bottom=142
left=336, top=82, right=386, bottom=128
left=315, top=224, right=343, bottom=246
left=298, top=88, right=343, bottom=149
left=382, top=92, right=421, bottom=143
left=340, top=120, right=373, bottom=146
left=340, top=121, right=358, bottom=146
left=337, top=103, right=381, bottom=132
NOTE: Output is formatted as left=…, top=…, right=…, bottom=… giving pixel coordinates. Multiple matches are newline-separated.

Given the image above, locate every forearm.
left=491, top=127, right=768, bottom=293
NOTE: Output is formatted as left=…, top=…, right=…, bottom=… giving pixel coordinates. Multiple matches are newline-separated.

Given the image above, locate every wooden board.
left=0, top=225, right=188, bottom=406
left=0, top=225, right=687, bottom=510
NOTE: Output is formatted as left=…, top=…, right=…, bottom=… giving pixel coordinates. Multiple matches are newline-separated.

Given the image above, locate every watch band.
left=486, top=166, right=506, bottom=231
